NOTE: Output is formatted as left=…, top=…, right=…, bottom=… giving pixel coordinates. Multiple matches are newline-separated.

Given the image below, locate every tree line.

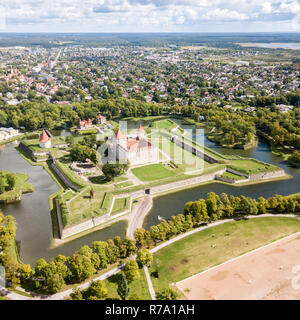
left=133, top=192, right=300, bottom=247
left=1, top=191, right=299, bottom=298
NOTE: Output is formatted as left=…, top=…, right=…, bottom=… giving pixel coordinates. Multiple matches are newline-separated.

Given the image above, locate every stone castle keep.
left=108, top=125, right=159, bottom=165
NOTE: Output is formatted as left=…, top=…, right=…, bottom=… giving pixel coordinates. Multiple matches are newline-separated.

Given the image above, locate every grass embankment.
left=0, top=171, right=34, bottom=203
left=111, top=197, right=131, bottom=215
left=0, top=134, right=25, bottom=146
left=104, top=268, right=151, bottom=300
left=228, top=159, right=279, bottom=175
left=149, top=216, right=300, bottom=294
left=220, top=171, right=245, bottom=181
left=152, top=119, right=178, bottom=130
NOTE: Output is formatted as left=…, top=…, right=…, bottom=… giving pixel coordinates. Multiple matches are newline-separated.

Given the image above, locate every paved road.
left=126, top=195, right=153, bottom=239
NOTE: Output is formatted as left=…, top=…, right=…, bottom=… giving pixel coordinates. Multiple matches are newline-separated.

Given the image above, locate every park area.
left=149, top=217, right=300, bottom=296
left=176, top=231, right=300, bottom=300
left=103, top=268, right=151, bottom=300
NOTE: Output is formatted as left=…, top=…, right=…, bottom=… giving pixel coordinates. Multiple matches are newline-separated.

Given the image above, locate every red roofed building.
left=78, top=118, right=93, bottom=130
left=108, top=125, right=159, bottom=165
left=96, top=113, right=106, bottom=124
left=39, top=129, right=51, bottom=148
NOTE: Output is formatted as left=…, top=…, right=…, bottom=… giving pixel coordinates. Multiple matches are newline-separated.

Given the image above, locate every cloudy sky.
left=1, top=0, right=300, bottom=32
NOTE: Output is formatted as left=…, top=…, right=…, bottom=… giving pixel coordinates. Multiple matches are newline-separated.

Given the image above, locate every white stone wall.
left=248, top=170, right=285, bottom=180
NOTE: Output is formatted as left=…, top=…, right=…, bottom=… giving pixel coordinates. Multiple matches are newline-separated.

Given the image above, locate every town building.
left=96, top=113, right=106, bottom=124
left=78, top=118, right=93, bottom=129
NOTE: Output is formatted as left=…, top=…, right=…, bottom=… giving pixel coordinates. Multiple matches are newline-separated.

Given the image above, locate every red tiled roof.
left=39, top=130, right=50, bottom=143
left=127, top=138, right=152, bottom=151
left=115, top=130, right=125, bottom=139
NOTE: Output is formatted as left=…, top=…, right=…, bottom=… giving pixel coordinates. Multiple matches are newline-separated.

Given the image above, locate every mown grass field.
left=67, top=189, right=112, bottom=226
left=132, top=163, right=176, bottom=181
left=149, top=217, right=300, bottom=294
left=104, top=268, right=151, bottom=300
left=111, top=197, right=130, bottom=215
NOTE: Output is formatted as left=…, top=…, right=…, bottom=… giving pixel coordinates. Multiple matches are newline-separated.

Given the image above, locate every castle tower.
left=115, top=129, right=127, bottom=150
left=39, top=129, right=51, bottom=148
left=137, top=124, right=145, bottom=139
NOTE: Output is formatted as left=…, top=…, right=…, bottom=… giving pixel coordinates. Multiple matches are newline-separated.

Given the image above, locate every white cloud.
left=202, top=8, right=248, bottom=21
left=278, top=1, right=300, bottom=14
left=1, top=0, right=300, bottom=32
left=261, top=2, right=273, bottom=14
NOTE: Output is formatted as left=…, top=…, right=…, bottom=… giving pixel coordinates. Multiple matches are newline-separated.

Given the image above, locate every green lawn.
left=66, top=189, right=112, bottom=226
left=149, top=216, right=300, bottom=294
left=111, top=197, right=130, bottom=215
left=149, top=132, right=210, bottom=173
left=152, top=119, right=178, bottom=130
left=104, top=268, right=152, bottom=300
left=132, top=163, right=176, bottom=181
left=221, top=171, right=245, bottom=181
left=228, top=159, right=279, bottom=175
left=0, top=171, right=34, bottom=202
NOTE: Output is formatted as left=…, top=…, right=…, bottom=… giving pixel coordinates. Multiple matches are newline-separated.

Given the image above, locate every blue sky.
left=1, top=0, right=300, bottom=32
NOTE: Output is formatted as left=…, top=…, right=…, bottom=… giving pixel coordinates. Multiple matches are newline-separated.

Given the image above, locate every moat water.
left=0, top=121, right=299, bottom=265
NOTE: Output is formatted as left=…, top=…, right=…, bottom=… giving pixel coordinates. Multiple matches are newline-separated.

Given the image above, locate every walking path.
left=3, top=214, right=300, bottom=300
left=143, top=265, right=156, bottom=300
left=126, top=169, right=144, bottom=185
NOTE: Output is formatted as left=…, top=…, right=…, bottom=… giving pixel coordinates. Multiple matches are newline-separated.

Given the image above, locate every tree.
left=124, top=260, right=140, bottom=282
left=134, top=228, right=150, bottom=247
left=68, top=253, right=95, bottom=282
left=128, top=293, right=141, bottom=300
left=156, top=287, right=178, bottom=300
left=18, top=264, right=32, bottom=283
left=69, top=143, right=95, bottom=163
left=5, top=173, right=16, bottom=191
left=0, top=176, right=6, bottom=194
left=84, top=280, right=108, bottom=300
left=70, top=287, right=83, bottom=300
left=102, top=162, right=128, bottom=181
left=288, top=151, right=300, bottom=167
left=47, top=273, right=65, bottom=293
left=136, top=249, right=153, bottom=267
left=117, top=273, right=130, bottom=300
left=34, top=258, right=48, bottom=279
left=65, top=135, right=74, bottom=145
left=206, top=192, right=218, bottom=216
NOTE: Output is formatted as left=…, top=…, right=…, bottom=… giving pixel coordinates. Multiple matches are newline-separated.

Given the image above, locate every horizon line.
left=1, top=31, right=300, bottom=34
